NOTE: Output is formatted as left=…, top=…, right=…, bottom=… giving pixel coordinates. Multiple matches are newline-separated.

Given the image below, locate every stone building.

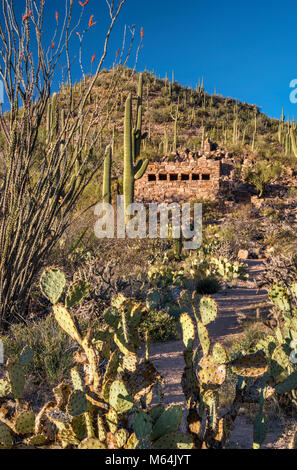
left=135, top=155, right=222, bottom=203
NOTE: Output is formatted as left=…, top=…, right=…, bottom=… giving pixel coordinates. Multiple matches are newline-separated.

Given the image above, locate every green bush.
left=196, top=277, right=221, bottom=294
left=139, top=309, right=179, bottom=343
left=244, top=160, right=282, bottom=196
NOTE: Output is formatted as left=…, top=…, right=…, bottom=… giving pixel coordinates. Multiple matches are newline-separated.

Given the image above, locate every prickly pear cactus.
left=133, top=410, right=152, bottom=440
left=212, top=343, right=228, bottom=364
left=71, top=367, right=84, bottom=392
left=200, top=297, right=218, bottom=325
left=65, top=280, right=90, bottom=309
left=253, top=414, right=267, bottom=449
left=180, top=313, right=195, bottom=350
left=7, top=362, right=25, bottom=399
left=106, top=408, right=118, bottom=434
left=146, top=290, right=162, bottom=310
left=229, top=351, right=268, bottom=378
left=78, top=438, right=106, bottom=449
left=67, top=390, right=88, bottom=416
left=0, top=380, right=11, bottom=398
left=0, top=423, right=13, bottom=448
left=197, top=321, right=210, bottom=356
left=14, top=411, right=35, bottom=435
left=270, top=344, right=291, bottom=380
left=152, top=432, right=194, bottom=449
left=151, top=406, right=183, bottom=441
left=115, top=428, right=129, bottom=448
left=198, top=356, right=226, bottom=386
left=53, top=305, right=82, bottom=345
left=275, top=370, right=297, bottom=394
left=269, top=284, right=291, bottom=312
left=109, top=380, right=134, bottom=414
left=18, top=346, right=34, bottom=366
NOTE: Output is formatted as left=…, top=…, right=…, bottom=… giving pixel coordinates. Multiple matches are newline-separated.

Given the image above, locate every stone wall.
left=134, top=156, right=221, bottom=203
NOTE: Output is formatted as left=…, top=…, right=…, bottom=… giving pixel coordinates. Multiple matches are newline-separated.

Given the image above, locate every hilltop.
left=56, top=67, right=296, bottom=209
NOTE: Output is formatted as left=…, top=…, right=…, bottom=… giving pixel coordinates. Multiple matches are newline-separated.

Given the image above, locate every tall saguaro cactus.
left=278, top=108, right=285, bottom=146
left=252, top=114, right=257, bottom=152
left=123, top=93, right=149, bottom=218
left=290, top=126, right=297, bottom=158
left=133, top=73, right=145, bottom=160
left=102, top=145, right=112, bottom=204
left=170, top=97, right=180, bottom=152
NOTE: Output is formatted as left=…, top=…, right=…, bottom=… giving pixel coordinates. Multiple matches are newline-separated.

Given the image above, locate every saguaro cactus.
left=123, top=93, right=148, bottom=217
left=252, top=114, right=257, bottom=152
left=290, top=126, right=297, bottom=158
left=102, top=145, right=112, bottom=204
left=170, top=98, right=180, bottom=152
left=278, top=108, right=284, bottom=146
left=233, top=102, right=238, bottom=145
left=133, top=73, right=145, bottom=160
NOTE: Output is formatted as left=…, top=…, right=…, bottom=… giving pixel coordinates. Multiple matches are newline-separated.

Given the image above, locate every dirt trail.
left=148, top=260, right=290, bottom=448
left=209, top=259, right=267, bottom=342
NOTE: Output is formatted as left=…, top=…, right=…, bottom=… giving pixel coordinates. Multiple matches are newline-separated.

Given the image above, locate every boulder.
left=237, top=249, right=249, bottom=260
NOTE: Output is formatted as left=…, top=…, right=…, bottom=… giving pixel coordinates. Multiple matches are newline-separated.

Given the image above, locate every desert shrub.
left=196, top=277, right=221, bottom=294
left=227, top=323, right=268, bottom=360
left=139, top=309, right=179, bottom=343
left=262, top=254, right=297, bottom=289
left=289, top=187, right=297, bottom=198
left=244, top=160, right=282, bottom=196
left=208, top=206, right=263, bottom=254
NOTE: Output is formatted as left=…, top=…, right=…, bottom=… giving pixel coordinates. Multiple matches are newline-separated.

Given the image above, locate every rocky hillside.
left=48, top=67, right=297, bottom=209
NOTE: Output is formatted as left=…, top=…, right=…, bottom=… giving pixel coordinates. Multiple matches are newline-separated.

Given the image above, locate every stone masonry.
left=135, top=156, right=221, bottom=203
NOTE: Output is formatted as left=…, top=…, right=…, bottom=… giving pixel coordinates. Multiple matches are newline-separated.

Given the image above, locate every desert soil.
left=149, top=260, right=294, bottom=449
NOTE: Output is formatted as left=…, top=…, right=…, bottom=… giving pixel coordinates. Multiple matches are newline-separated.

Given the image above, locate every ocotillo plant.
left=123, top=93, right=149, bottom=218
left=0, top=0, right=130, bottom=326
left=102, top=146, right=112, bottom=204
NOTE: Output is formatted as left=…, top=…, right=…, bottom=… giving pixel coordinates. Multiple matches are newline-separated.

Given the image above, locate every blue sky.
left=5, top=0, right=297, bottom=120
